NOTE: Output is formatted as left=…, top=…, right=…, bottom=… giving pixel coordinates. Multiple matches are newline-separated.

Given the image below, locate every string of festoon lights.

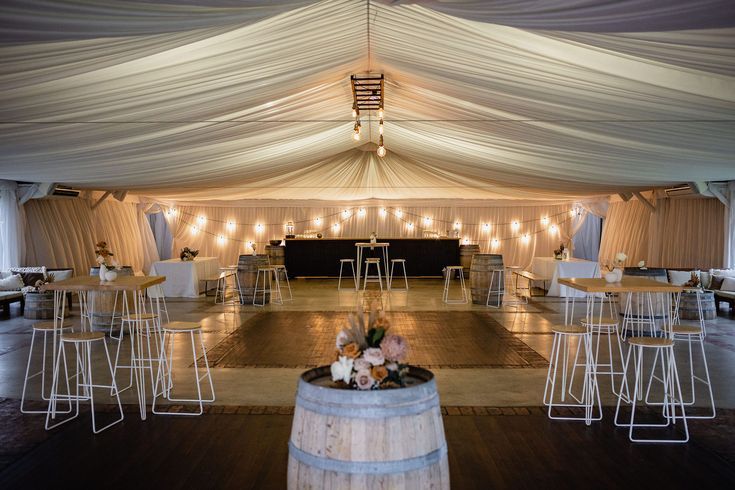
left=166, top=206, right=582, bottom=250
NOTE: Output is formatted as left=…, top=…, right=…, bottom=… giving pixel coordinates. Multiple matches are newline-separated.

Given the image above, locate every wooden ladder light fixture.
left=350, top=74, right=385, bottom=156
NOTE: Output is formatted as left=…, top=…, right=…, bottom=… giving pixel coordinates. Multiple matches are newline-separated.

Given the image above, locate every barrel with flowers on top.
left=288, top=307, right=449, bottom=490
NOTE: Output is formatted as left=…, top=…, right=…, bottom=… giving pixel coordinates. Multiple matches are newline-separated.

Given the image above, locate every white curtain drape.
left=572, top=213, right=601, bottom=261
left=23, top=197, right=160, bottom=274
left=0, top=180, right=26, bottom=269
left=599, top=197, right=725, bottom=269
left=724, top=181, right=735, bottom=268
left=164, top=202, right=578, bottom=270
left=0, top=1, right=733, bottom=201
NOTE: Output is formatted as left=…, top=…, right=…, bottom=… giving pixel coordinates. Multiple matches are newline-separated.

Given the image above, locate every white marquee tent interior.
left=0, top=0, right=734, bottom=275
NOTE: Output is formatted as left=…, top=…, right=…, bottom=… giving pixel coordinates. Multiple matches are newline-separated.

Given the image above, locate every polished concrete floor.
left=1, top=278, right=734, bottom=409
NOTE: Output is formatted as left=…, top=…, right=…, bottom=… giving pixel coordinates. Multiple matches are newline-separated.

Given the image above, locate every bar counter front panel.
left=284, top=238, right=460, bottom=277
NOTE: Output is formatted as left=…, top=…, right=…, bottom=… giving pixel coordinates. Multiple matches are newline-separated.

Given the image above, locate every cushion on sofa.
left=47, top=269, right=73, bottom=282
left=710, top=269, right=735, bottom=278
left=700, top=272, right=711, bottom=289
left=710, top=275, right=725, bottom=290
left=0, top=274, right=24, bottom=291
left=9, top=266, right=47, bottom=287
left=722, top=277, right=735, bottom=292
left=668, top=270, right=699, bottom=286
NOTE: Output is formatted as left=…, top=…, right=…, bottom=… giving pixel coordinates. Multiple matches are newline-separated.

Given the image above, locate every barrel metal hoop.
left=296, top=390, right=439, bottom=418
left=288, top=441, right=447, bottom=475
left=297, top=377, right=437, bottom=408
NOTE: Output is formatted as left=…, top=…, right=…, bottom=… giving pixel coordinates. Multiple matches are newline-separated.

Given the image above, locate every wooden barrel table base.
left=469, top=254, right=504, bottom=305
left=288, top=366, right=449, bottom=489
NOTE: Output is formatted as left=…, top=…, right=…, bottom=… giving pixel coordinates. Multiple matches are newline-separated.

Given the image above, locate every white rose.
left=638, top=260, right=645, bottom=268
left=96, top=255, right=105, bottom=264
left=335, top=330, right=349, bottom=350
left=615, top=252, right=627, bottom=262
left=330, top=356, right=354, bottom=384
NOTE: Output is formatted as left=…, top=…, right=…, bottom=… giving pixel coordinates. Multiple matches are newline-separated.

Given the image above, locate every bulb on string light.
left=358, top=208, right=366, bottom=217
left=197, top=216, right=206, bottom=225
left=396, top=209, right=403, bottom=218
left=453, top=221, right=461, bottom=230
left=407, top=222, right=414, bottom=230
left=491, top=238, right=499, bottom=247
left=540, top=217, right=549, bottom=226
left=424, top=216, right=432, bottom=225
left=333, top=223, right=340, bottom=231
left=549, top=224, right=558, bottom=234
left=314, top=217, right=321, bottom=225
left=342, top=209, right=350, bottom=218
left=379, top=119, right=384, bottom=135
left=483, top=223, right=490, bottom=232
left=463, top=237, right=470, bottom=245
left=227, top=221, right=235, bottom=232
left=255, top=223, right=263, bottom=233
left=218, top=235, right=226, bottom=245
left=569, top=208, right=577, bottom=217
left=511, top=220, right=519, bottom=231
left=166, top=208, right=177, bottom=216
left=379, top=208, right=387, bottom=217
left=521, top=233, right=530, bottom=243
left=377, top=134, right=386, bottom=157
left=190, top=225, right=198, bottom=235
left=378, top=107, right=384, bottom=119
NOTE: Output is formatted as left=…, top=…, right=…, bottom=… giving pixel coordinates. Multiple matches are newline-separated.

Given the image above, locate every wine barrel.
left=470, top=254, right=504, bottom=305
left=88, top=266, right=134, bottom=331
left=459, top=244, right=480, bottom=279
left=237, top=254, right=271, bottom=304
left=288, top=366, right=449, bottom=490
left=23, top=292, right=54, bottom=320
left=266, top=245, right=286, bottom=280
left=679, top=291, right=717, bottom=321
left=618, top=268, right=668, bottom=321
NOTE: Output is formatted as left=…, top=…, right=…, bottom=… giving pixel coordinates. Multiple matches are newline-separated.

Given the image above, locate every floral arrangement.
left=638, top=260, right=646, bottom=269
left=553, top=243, right=565, bottom=259
left=180, top=247, right=199, bottom=261
left=95, top=241, right=121, bottom=269
left=331, top=306, right=409, bottom=390
left=604, top=252, right=627, bottom=272
left=684, top=272, right=701, bottom=288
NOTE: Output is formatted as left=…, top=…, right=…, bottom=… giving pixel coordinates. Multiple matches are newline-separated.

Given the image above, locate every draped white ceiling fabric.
left=0, top=0, right=733, bottom=201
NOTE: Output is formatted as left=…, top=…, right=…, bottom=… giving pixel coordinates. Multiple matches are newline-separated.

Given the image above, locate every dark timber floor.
left=1, top=398, right=734, bottom=489
left=201, top=311, right=548, bottom=369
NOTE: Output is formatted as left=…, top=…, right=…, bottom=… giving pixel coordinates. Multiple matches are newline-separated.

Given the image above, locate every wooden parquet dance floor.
left=200, top=311, right=548, bottom=369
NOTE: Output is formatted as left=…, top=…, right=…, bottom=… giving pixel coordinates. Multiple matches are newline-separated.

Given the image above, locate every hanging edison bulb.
left=377, top=134, right=386, bottom=157
left=352, top=105, right=358, bottom=118
left=379, top=118, right=384, bottom=135
left=353, top=120, right=361, bottom=141
left=378, top=106, right=384, bottom=119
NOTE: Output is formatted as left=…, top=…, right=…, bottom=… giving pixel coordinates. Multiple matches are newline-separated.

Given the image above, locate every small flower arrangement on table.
left=331, top=306, right=409, bottom=390
left=180, top=247, right=199, bottom=261
left=95, top=241, right=121, bottom=270
left=603, top=252, right=627, bottom=282
left=21, top=274, right=53, bottom=294
left=553, top=243, right=565, bottom=260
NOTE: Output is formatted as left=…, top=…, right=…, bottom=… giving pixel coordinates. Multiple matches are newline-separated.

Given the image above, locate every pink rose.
left=363, top=347, right=385, bottom=366
left=355, top=369, right=374, bottom=390
left=380, top=335, right=408, bottom=362
left=354, top=358, right=372, bottom=371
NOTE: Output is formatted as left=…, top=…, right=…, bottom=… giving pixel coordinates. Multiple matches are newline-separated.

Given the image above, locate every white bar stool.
left=646, top=325, right=715, bottom=419
left=46, top=331, right=124, bottom=433
left=442, top=266, right=467, bottom=304
left=20, top=320, right=74, bottom=414
left=272, top=264, right=292, bottom=301
left=362, top=258, right=383, bottom=291
left=543, top=324, right=602, bottom=425
left=338, top=259, right=357, bottom=290
left=389, top=259, right=408, bottom=290
left=214, top=268, right=234, bottom=304
left=486, top=268, right=505, bottom=308
left=614, top=336, right=689, bottom=443
left=152, top=321, right=215, bottom=416
left=254, top=267, right=282, bottom=306
left=112, top=309, right=164, bottom=398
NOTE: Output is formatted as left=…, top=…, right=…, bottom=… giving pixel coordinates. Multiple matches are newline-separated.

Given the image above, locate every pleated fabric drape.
left=164, top=203, right=579, bottom=270
left=23, top=198, right=159, bottom=274
left=598, top=197, right=725, bottom=269
left=0, top=180, right=26, bottom=269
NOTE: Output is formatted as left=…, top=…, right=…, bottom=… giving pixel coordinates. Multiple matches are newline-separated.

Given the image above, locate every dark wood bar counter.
left=284, top=238, right=460, bottom=277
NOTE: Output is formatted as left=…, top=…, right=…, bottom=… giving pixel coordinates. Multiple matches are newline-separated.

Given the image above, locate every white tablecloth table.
left=530, top=257, right=600, bottom=297
left=148, top=257, right=221, bottom=298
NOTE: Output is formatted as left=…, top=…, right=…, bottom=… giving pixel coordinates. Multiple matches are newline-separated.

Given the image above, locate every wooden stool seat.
left=61, top=331, right=106, bottom=342
left=125, top=312, right=158, bottom=321
left=162, top=321, right=201, bottom=332
left=581, top=317, right=618, bottom=326
left=365, top=258, right=381, bottom=263
left=551, top=325, right=587, bottom=335
left=340, top=258, right=354, bottom=262
left=627, top=337, right=674, bottom=348
left=391, top=259, right=406, bottom=263
left=33, top=320, right=73, bottom=330
left=671, top=325, right=701, bottom=335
